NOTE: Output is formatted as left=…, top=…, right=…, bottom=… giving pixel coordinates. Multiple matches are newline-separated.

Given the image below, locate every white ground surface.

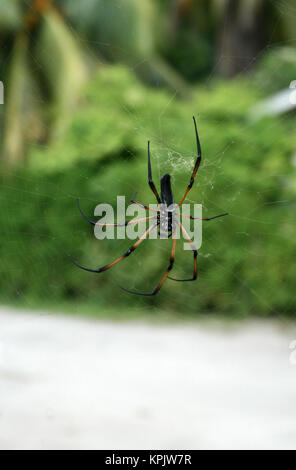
left=0, top=307, right=296, bottom=450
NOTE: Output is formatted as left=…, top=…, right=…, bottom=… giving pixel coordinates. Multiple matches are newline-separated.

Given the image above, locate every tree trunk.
left=214, top=0, right=267, bottom=77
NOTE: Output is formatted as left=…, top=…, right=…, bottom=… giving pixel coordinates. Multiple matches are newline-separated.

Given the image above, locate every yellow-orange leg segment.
left=178, top=116, right=202, bottom=206
left=130, top=192, right=159, bottom=213
left=168, top=221, right=197, bottom=282
left=178, top=212, right=228, bottom=221
left=119, top=235, right=177, bottom=296
left=70, top=222, right=158, bottom=274
left=77, top=198, right=157, bottom=227
left=148, top=141, right=161, bottom=204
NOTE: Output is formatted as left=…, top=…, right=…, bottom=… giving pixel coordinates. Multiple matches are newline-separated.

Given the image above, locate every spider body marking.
left=70, top=116, right=228, bottom=296
left=157, top=173, right=177, bottom=236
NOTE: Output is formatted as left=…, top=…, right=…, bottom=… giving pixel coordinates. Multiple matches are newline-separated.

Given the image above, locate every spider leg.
left=179, top=212, right=229, bottom=221
left=77, top=198, right=156, bottom=226
left=148, top=141, right=161, bottom=203
left=178, top=116, right=202, bottom=206
left=119, top=235, right=177, bottom=296
left=77, top=198, right=97, bottom=225
left=70, top=222, right=158, bottom=273
left=130, top=192, right=158, bottom=212
left=168, top=221, right=197, bottom=282
left=158, top=227, right=172, bottom=238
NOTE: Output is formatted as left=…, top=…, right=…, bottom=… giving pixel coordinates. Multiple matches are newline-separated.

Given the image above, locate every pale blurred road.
left=0, top=307, right=296, bottom=450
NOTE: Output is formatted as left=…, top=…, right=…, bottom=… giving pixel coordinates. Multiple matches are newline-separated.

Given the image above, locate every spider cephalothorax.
left=71, top=117, right=228, bottom=295
left=158, top=174, right=176, bottom=235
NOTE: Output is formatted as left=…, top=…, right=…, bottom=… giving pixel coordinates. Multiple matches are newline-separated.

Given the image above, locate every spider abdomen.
left=159, top=209, right=176, bottom=235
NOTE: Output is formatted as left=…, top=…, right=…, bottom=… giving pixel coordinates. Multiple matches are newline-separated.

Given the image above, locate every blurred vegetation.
left=1, top=0, right=296, bottom=165
left=0, top=0, right=296, bottom=317
left=1, top=65, right=296, bottom=316
left=0, top=0, right=91, bottom=166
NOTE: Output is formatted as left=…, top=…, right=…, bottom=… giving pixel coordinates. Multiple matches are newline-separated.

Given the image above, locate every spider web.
left=0, top=0, right=295, bottom=322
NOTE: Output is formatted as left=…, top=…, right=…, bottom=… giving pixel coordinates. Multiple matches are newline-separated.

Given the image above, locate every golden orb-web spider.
left=70, top=117, right=228, bottom=296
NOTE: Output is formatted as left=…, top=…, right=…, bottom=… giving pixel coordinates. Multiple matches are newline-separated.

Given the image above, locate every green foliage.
left=254, top=46, right=296, bottom=94
left=163, top=31, right=213, bottom=82
left=1, top=65, right=296, bottom=316
left=0, top=0, right=22, bottom=32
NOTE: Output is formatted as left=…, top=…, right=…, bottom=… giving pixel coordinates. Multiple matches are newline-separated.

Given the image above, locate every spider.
left=70, top=116, right=228, bottom=296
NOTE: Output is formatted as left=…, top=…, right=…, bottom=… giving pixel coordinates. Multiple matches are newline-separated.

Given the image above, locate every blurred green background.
left=0, top=0, right=296, bottom=319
